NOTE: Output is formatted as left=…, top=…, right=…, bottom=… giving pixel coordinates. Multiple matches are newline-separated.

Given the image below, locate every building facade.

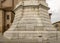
left=53, top=21, right=60, bottom=31
left=0, top=0, right=19, bottom=33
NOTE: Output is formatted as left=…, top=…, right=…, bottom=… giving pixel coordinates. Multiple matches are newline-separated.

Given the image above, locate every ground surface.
left=0, top=33, right=43, bottom=43
left=0, top=33, right=60, bottom=43
left=0, top=33, right=20, bottom=43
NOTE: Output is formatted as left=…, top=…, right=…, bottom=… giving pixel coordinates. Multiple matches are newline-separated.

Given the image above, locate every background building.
left=0, top=0, right=19, bottom=33
left=53, top=21, right=60, bottom=31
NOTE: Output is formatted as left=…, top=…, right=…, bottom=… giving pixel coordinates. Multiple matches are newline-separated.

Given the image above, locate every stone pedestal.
left=4, top=0, right=56, bottom=43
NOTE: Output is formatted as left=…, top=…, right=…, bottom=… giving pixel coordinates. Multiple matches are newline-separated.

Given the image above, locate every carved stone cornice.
left=1, top=0, right=5, bottom=3
left=0, top=0, right=5, bottom=8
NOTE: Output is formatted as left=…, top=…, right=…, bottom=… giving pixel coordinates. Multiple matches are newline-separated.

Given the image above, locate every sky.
left=46, top=0, right=60, bottom=23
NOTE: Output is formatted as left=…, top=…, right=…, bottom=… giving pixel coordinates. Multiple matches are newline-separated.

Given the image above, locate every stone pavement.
left=0, top=33, right=20, bottom=43
left=0, top=33, right=60, bottom=43
left=0, top=33, right=45, bottom=43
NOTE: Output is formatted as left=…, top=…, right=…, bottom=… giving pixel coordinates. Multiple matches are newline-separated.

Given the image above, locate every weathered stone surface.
left=4, top=0, right=56, bottom=43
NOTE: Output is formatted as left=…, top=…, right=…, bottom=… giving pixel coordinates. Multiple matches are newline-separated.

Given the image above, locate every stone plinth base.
left=4, top=31, right=57, bottom=43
